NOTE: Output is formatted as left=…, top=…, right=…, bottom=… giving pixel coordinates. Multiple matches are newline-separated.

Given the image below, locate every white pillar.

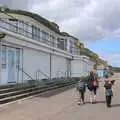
left=67, top=39, right=70, bottom=52
left=0, top=39, right=2, bottom=85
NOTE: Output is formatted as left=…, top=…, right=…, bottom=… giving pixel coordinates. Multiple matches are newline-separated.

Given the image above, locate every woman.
left=87, top=71, right=99, bottom=103
left=104, top=75, right=115, bottom=107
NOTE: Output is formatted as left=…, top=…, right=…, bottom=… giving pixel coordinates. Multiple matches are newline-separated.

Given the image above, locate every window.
left=41, top=31, right=49, bottom=44
left=24, top=23, right=29, bottom=37
left=41, top=31, right=46, bottom=40
left=18, top=21, right=24, bottom=35
left=26, top=23, right=32, bottom=38
left=64, top=39, right=67, bottom=50
left=8, top=19, right=18, bottom=32
left=2, top=46, right=6, bottom=69
left=57, top=38, right=65, bottom=50
left=57, top=38, right=68, bottom=50
left=32, top=26, right=40, bottom=41
left=50, top=35, right=55, bottom=46
left=0, top=19, right=11, bottom=30
left=18, top=21, right=32, bottom=38
left=70, top=40, right=74, bottom=53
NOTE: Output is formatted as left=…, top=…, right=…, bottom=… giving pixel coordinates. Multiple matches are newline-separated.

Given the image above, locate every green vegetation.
left=109, top=66, right=120, bottom=73
left=0, top=32, right=6, bottom=38
left=79, top=48, right=107, bottom=68
left=75, top=40, right=84, bottom=50
left=3, top=8, right=61, bottom=34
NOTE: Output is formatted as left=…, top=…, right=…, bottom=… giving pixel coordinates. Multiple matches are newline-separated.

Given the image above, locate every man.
left=103, top=68, right=109, bottom=78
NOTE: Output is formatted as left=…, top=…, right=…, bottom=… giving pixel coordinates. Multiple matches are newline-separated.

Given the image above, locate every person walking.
left=104, top=75, right=115, bottom=107
left=87, top=71, right=99, bottom=103
left=103, top=68, right=109, bottom=78
left=76, top=80, right=86, bottom=105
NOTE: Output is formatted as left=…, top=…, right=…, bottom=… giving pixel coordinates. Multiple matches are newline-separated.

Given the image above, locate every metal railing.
left=18, top=67, right=35, bottom=83
left=36, top=69, right=50, bottom=80
left=71, top=72, right=89, bottom=77
left=0, top=19, right=80, bottom=56
left=55, top=70, right=68, bottom=78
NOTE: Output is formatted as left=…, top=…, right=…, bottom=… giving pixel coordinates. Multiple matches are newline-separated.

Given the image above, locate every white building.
left=0, top=7, right=94, bottom=85
left=96, top=64, right=108, bottom=77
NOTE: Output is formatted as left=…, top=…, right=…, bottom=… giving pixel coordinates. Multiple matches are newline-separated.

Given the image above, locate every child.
left=76, top=80, right=86, bottom=105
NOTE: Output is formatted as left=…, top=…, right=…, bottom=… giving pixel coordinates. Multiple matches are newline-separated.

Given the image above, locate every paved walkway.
left=0, top=73, right=120, bottom=120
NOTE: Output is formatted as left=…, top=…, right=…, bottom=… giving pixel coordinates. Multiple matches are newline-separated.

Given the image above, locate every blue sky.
left=86, top=39, right=120, bottom=67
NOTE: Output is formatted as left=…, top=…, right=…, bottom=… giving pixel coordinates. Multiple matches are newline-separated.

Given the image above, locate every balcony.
left=0, top=19, right=80, bottom=55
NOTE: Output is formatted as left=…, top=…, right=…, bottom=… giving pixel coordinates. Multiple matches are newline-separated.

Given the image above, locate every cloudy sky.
left=1, top=0, right=120, bottom=67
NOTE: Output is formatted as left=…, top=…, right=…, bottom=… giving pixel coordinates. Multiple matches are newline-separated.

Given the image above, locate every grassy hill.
left=80, top=48, right=107, bottom=68
left=109, top=66, right=120, bottom=73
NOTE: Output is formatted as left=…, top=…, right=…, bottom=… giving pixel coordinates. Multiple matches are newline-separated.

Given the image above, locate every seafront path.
left=0, top=73, right=120, bottom=120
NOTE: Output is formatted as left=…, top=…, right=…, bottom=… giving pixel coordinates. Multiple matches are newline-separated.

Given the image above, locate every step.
left=0, top=83, right=62, bottom=99
left=0, top=84, right=18, bottom=89
left=0, top=80, right=71, bottom=94
left=0, top=81, right=75, bottom=98
left=0, top=82, right=75, bottom=104
left=0, top=84, right=35, bottom=94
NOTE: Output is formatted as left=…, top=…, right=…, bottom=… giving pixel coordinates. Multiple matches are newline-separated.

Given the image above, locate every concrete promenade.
left=0, top=73, right=120, bottom=120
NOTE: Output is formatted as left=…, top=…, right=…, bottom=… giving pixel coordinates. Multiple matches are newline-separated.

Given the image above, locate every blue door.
left=8, top=48, right=16, bottom=83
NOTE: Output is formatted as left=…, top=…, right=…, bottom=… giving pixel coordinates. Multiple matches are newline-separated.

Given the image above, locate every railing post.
left=17, top=65, right=19, bottom=85
left=50, top=53, right=52, bottom=80
left=22, top=48, right=24, bottom=84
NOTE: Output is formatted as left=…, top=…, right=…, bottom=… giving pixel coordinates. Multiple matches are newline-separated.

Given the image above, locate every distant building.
left=96, top=64, right=108, bottom=77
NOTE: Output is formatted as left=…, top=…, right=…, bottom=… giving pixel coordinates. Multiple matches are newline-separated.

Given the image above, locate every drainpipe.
left=70, top=56, right=74, bottom=78
left=22, top=48, right=24, bottom=84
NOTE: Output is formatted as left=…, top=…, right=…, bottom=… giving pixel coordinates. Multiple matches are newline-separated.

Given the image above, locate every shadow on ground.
left=96, top=101, right=106, bottom=104
left=85, top=101, right=106, bottom=104
left=111, top=104, right=120, bottom=108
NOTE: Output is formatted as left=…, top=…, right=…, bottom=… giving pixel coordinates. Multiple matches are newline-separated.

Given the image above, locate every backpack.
left=92, top=75, right=98, bottom=87
left=92, top=80, right=98, bottom=87
left=76, top=81, right=85, bottom=91
left=104, top=82, right=112, bottom=90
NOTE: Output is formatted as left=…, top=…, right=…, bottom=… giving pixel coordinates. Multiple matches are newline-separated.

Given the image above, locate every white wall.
left=51, top=55, right=68, bottom=78
left=71, top=59, right=83, bottom=77
left=0, top=45, right=94, bottom=84
left=23, top=48, right=70, bottom=81
left=71, top=57, right=94, bottom=77
left=23, top=48, right=50, bottom=81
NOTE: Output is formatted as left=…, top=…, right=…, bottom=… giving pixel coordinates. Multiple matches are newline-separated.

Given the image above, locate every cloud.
left=100, top=52, right=120, bottom=67
left=29, top=0, right=120, bottom=66
left=1, top=0, right=120, bottom=42
left=29, top=0, right=120, bottom=42
left=0, top=0, right=28, bottom=10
